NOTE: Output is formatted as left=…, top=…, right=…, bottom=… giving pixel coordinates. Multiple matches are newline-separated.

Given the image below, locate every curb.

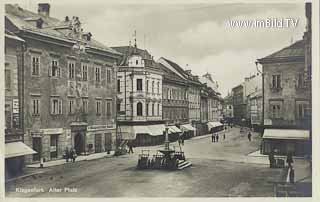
left=5, top=171, right=45, bottom=183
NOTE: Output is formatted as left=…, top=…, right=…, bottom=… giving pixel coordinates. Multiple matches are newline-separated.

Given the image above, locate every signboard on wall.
left=12, top=99, right=20, bottom=128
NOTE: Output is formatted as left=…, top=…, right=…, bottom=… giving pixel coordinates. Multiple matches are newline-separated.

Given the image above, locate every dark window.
left=136, top=60, right=138, bottom=65
left=96, top=100, right=101, bottom=116
left=95, top=67, right=101, bottom=82
left=106, top=101, right=112, bottom=118
left=82, top=64, right=88, bottom=81
left=106, top=69, right=112, bottom=83
left=146, top=103, right=149, bottom=116
left=272, top=75, right=281, bottom=88
left=50, top=135, right=58, bottom=159
left=5, top=69, right=11, bottom=90
left=68, top=62, right=75, bottom=79
left=50, top=60, right=60, bottom=77
left=152, top=103, right=154, bottom=116
left=137, top=102, right=143, bottom=116
left=32, top=98, right=40, bottom=115
left=31, top=56, right=40, bottom=76
left=117, top=102, right=121, bottom=112
left=82, top=99, right=88, bottom=114
left=117, top=79, right=121, bottom=93
left=137, top=79, right=143, bottom=91
left=297, top=73, right=304, bottom=88
left=51, top=98, right=62, bottom=115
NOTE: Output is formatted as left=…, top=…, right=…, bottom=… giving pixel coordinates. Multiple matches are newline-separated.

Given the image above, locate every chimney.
left=38, top=3, right=50, bottom=17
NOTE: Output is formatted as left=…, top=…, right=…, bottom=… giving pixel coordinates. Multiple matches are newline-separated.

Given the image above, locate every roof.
left=160, top=57, right=189, bottom=79
left=157, top=62, right=186, bottom=83
left=5, top=4, right=121, bottom=56
left=5, top=29, right=24, bottom=42
left=112, top=46, right=155, bottom=66
left=263, top=129, right=309, bottom=140
left=258, top=40, right=305, bottom=64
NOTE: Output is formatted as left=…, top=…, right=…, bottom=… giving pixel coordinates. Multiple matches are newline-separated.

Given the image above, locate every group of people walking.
left=64, top=147, right=77, bottom=163
left=211, top=132, right=225, bottom=142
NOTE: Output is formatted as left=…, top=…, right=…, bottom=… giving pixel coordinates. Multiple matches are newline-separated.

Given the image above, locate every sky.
left=9, top=0, right=306, bottom=97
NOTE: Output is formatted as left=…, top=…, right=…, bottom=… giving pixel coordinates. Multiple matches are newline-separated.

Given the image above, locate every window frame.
left=31, top=55, right=40, bottom=76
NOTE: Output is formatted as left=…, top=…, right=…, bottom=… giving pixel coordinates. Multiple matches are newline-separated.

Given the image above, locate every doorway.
left=32, top=137, right=42, bottom=161
left=74, top=133, right=84, bottom=155
left=95, top=134, right=102, bottom=153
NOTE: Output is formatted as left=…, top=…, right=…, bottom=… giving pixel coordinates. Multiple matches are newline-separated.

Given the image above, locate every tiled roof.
left=112, top=46, right=155, bottom=66
left=258, top=40, right=305, bottom=63
left=161, top=57, right=189, bottom=80
left=5, top=4, right=121, bottom=56
left=157, top=62, right=186, bottom=83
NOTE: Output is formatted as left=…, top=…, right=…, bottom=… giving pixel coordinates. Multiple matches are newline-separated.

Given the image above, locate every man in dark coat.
left=248, top=132, right=252, bottom=141
left=286, top=152, right=293, bottom=167
left=64, top=147, right=69, bottom=163
left=128, top=141, right=134, bottom=154
left=70, top=148, right=76, bottom=163
left=216, top=133, right=219, bottom=142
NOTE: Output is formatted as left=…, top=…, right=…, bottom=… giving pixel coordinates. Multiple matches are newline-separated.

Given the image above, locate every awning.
left=147, top=124, right=166, bottom=136
left=118, top=126, right=136, bottom=140
left=5, top=141, right=37, bottom=159
left=263, top=129, right=309, bottom=140
left=181, top=124, right=196, bottom=131
left=168, top=125, right=182, bottom=133
left=207, top=122, right=223, bottom=131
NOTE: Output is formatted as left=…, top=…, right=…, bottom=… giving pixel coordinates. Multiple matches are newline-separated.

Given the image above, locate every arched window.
left=137, top=102, right=143, bottom=116
left=146, top=103, right=149, bottom=116
left=152, top=103, right=154, bottom=116
left=152, top=81, right=154, bottom=93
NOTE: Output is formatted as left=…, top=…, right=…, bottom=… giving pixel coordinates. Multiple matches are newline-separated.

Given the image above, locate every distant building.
left=5, top=3, right=121, bottom=164
left=223, top=93, right=234, bottom=123
left=232, top=84, right=246, bottom=126
left=184, top=70, right=202, bottom=136
left=114, top=45, right=164, bottom=146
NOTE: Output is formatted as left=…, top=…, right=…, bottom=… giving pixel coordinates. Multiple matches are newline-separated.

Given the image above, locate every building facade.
left=223, top=93, right=234, bottom=123
left=158, top=57, right=196, bottom=138
left=258, top=3, right=311, bottom=156
left=114, top=45, right=165, bottom=146
left=5, top=30, right=37, bottom=179
left=232, top=84, right=247, bottom=126
left=184, top=70, right=202, bottom=136
left=6, top=3, right=122, bottom=164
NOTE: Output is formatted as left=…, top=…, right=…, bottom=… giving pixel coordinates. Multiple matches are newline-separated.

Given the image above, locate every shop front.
left=261, top=129, right=310, bottom=156
left=5, top=137, right=36, bottom=179
left=180, top=124, right=196, bottom=139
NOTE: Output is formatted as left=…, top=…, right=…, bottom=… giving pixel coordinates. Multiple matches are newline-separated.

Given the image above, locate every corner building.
left=5, top=4, right=122, bottom=163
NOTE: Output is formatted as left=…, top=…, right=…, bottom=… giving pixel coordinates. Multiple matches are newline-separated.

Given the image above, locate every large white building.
left=113, top=45, right=165, bottom=146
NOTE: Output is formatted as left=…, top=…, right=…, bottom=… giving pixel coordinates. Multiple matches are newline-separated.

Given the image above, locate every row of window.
left=163, top=87, right=188, bottom=101
left=31, top=56, right=113, bottom=83
left=271, top=73, right=305, bottom=89
left=31, top=97, right=113, bottom=117
left=136, top=102, right=161, bottom=117
left=269, top=101, right=309, bottom=119
left=117, top=79, right=161, bottom=93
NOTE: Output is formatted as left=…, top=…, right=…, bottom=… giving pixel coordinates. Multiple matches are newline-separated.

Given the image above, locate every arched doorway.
left=74, top=133, right=84, bottom=155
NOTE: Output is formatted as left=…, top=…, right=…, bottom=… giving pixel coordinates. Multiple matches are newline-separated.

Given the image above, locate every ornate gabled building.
left=5, top=3, right=122, bottom=164
left=113, top=44, right=165, bottom=146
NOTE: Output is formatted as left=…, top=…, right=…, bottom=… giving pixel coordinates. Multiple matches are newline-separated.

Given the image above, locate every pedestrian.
left=223, top=133, right=226, bottom=140
left=269, top=150, right=275, bottom=168
left=248, top=132, right=252, bottom=141
left=213, top=134, right=216, bottom=142
left=225, top=126, right=227, bottom=131
left=289, top=166, right=295, bottom=183
left=211, top=133, right=214, bottom=142
left=286, top=152, right=293, bottom=167
left=128, top=141, right=134, bottom=154
left=178, top=137, right=182, bottom=146
left=70, top=148, right=76, bottom=163
left=181, top=135, right=185, bottom=146
left=216, top=133, right=219, bottom=142
left=64, top=147, right=69, bottom=163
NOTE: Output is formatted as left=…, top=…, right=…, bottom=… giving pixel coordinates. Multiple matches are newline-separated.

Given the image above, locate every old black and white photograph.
left=2, top=0, right=319, bottom=199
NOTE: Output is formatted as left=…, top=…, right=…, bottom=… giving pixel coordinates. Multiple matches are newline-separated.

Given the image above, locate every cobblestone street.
left=6, top=127, right=286, bottom=197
